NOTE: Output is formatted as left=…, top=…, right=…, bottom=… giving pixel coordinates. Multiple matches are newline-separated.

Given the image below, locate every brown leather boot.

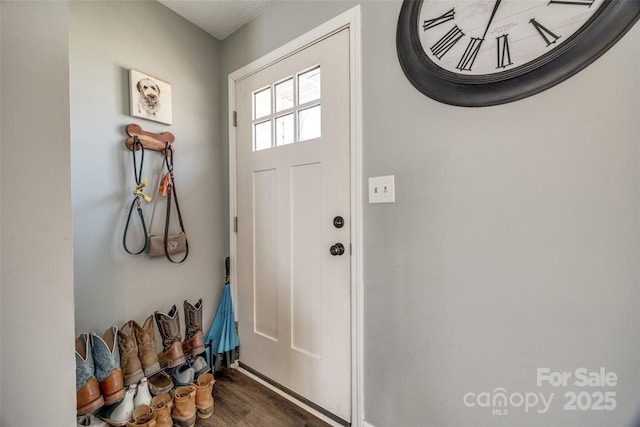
left=151, top=393, right=173, bottom=427
left=171, top=385, right=196, bottom=427
left=154, top=305, right=186, bottom=369
left=182, top=299, right=205, bottom=356
left=132, top=315, right=161, bottom=376
left=130, top=404, right=157, bottom=427
left=117, top=321, right=144, bottom=386
left=194, top=373, right=215, bottom=419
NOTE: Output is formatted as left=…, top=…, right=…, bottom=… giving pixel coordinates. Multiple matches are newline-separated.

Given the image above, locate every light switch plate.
left=369, top=175, right=395, bottom=204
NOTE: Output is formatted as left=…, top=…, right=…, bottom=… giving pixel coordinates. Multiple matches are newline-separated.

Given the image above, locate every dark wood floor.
left=196, top=368, right=331, bottom=427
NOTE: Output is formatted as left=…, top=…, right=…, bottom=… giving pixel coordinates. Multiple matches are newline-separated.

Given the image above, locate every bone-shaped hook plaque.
left=126, top=123, right=175, bottom=152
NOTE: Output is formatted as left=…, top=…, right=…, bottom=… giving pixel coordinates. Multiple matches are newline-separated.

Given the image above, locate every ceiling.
left=158, top=0, right=278, bottom=40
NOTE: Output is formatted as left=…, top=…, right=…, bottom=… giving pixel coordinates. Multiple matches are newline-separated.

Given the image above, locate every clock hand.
left=481, top=0, right=503, bottom=40
left=454, top=0, right=502, bottom=71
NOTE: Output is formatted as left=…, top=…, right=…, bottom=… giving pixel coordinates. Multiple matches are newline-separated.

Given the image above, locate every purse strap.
left=146, top=156, right=167, bottom=236
left=163, top=142, right=189, bottom=263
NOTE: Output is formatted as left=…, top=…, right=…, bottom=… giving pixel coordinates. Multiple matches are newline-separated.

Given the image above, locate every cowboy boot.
left=171, top=385, right=196, bottom=427
left=76, top=415, right=107, bottom=427
left=134, top=377, right=152, bottom=408
left=76, top=333, right=105, bottom=415
left=182, top=299, right=205, bottom=356
left=148, top=371, right=174, bottom=396
left=98, top=384, right=136, bottom=426
left=190, top=355, right=211, bottom=379
left=151, top=393, right=173, bottom=427
left=130, top=404, right=157, bottom=427
left=194, top=373, right=215, bottom=419
left=117, top=321, right=144, bottom=386
left=91, top=326, right=125, bottom=404
left=132, top=315, right=161, bottom=376
left=154, top=305, right=186, bottom=369
left=169, top=363, right=195, bottom=387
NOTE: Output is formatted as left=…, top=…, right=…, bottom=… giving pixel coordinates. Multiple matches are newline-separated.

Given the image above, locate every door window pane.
left=275, top=114, right=295, bottom=146
left=251, top=66, right=322, bottom=151
left=254, top=120, right=272, bottom=151
left=298, top=105, right=321, bottom=141
left=254, top=87, right=271, bottom=119
left=298, top=67, right=321, bottom=104
left=275, top=78, right=294, bottom=112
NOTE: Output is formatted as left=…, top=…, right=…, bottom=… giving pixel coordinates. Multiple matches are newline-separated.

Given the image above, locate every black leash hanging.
left=163, top=141, right=189, bottom=263
left=123, top=136, right=151, bottom=254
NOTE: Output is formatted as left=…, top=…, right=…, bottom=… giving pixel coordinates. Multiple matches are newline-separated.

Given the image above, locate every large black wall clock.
left=396, top=0, right=640, bottom=107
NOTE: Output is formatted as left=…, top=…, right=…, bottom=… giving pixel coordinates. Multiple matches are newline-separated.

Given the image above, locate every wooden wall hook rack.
left=126, top=123, right=175, bottom=152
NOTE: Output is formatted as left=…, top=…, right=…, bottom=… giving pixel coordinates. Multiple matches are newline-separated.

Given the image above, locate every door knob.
left=330, top=243, right=345, bottom=256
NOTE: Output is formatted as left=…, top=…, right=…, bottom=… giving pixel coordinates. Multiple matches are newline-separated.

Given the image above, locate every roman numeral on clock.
left=496, top=34, right=512, bottom=69
left=431, top=25, right=465, bottom=59
left=548, top=0, right=595, bottom=6
left=530, top=18, right=561, bottom=46
left=457, top=37, right=483, bottom=71
left=423, top=8, right=455, bottom=31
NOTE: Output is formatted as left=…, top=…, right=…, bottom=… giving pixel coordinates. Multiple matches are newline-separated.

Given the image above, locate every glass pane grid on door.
left=252, top=66, right=321, bottom=151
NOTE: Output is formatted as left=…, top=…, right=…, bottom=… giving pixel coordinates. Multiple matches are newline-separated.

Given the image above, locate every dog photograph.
left=129, top=69, right=172, bottom=124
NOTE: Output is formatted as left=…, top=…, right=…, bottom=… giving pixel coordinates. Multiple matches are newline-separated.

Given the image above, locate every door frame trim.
left=227, top=6, right=363, bottom=426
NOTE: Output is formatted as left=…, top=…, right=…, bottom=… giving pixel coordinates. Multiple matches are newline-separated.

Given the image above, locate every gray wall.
left=1, top=1, right=76, bottom=425
left=1, top=2, right=225, bottom=424
left=70, top=1, right=224, bottom=339
left=1, top=4, right=3, bottom=418
left=220, top=1, right=640, bottom=426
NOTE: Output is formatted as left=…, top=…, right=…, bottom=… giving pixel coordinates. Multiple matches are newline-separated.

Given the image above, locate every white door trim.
left=227, top=6, right=363, bottom=426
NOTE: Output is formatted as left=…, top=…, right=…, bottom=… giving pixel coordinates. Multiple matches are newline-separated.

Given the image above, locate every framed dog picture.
left=129, top=69, right=172, bottom=125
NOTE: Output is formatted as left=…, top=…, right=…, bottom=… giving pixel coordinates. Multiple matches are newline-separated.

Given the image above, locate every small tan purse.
left=146, top=143, right=189, bottom=263
left=147, top=231, right=187, bottom=257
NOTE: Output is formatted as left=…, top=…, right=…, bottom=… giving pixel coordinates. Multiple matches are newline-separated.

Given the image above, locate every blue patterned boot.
left=76, top=333, right=105, bottom=415
left=91, top=326, right=125, bottom=404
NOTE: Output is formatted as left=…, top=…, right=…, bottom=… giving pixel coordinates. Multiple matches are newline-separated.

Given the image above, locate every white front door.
left=235, top=28, right=351, bottom=421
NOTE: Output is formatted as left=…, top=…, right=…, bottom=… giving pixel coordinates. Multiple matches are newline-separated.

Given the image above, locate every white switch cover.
left=369, top=175, right=395, bottom=204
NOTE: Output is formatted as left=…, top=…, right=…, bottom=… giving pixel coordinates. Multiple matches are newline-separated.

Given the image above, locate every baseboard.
left=236, top=365, right=349, bottom=427
left=362, top=421, right=377, bottom=427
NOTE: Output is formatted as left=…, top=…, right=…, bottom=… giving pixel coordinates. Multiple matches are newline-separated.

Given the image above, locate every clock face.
left=419, top=0, right=605, bottom=76
left=396, top=0, right=640, bottom=106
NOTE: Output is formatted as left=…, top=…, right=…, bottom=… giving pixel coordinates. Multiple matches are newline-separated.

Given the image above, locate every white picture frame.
left=129, top=69, right=172, bottom=125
